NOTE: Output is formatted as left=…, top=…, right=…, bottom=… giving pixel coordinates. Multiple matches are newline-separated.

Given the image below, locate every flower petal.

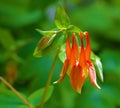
left=54, top=59, right=69, bottom=84
left=71, top=34, right=79, bottom=65
left=79, top=32, right=86, bottom=66
left=70, top=63, right=85, bottom=93
left=87, top=61, right=101, bottom=89
left=66, top=36, right=71, bottom=59
left=84, top=32, right=91, bottom=60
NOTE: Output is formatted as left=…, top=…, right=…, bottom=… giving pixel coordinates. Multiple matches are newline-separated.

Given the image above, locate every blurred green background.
left=0, top=0, right=120, bottom=108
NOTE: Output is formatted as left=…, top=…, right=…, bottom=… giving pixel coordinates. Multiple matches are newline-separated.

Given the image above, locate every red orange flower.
left=54, top=32, right=100, bottom=93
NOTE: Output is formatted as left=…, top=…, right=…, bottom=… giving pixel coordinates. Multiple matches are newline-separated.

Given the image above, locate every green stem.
left=0, top=76, right=33, bottom=108
left=39, top=50, right=59, bottom=108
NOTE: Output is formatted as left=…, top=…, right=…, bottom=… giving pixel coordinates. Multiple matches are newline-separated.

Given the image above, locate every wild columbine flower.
left=54, top=32, right=100, bottom=93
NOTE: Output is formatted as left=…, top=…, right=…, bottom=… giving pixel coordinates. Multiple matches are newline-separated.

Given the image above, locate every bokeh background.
left=0, top=0, right=120, bottom=108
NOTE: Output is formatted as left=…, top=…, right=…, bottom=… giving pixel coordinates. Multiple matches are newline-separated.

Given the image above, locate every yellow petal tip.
left=76, top=88, right=82, bottom=94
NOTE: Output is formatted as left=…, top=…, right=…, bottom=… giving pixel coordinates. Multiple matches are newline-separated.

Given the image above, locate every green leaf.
left=33, top=33, right=65, bottom=57
left=94, top=58, right=103, bottom=82
left=58, top=43, right=66, bottom=63
left=28, top=85, right=54, bottom=106
left=91, top=53, right=103, bottom=82
left=54, top=4, right=71, bottom=29
left=59, top=51, right=66, bottom=63
left=33, top=34, right=56, bottom=57
left=36, top=29, right=57, bottom=36
left=0, top=87, right=27, bottom=108
left=67, top=25, right=82, bottom=33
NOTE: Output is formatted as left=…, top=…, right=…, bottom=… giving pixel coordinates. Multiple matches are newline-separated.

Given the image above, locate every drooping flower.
left=84, top=32, right=100, bottom=89
left=54, top=32, right=100, bottom=93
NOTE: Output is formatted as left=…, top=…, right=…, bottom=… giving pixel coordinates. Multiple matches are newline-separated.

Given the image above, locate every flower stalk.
left=0, top=76, right=33, bottom=108
left=39, top=49, right=59, bottom=108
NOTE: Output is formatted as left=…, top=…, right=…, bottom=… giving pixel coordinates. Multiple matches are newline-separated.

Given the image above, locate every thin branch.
left=39, top=50, right=59, bottom=108
left=0, top=76, right=33, bottom=108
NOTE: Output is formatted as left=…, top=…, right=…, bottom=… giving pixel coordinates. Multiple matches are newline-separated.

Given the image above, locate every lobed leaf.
left=54, top=4, right=71, bottom=29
